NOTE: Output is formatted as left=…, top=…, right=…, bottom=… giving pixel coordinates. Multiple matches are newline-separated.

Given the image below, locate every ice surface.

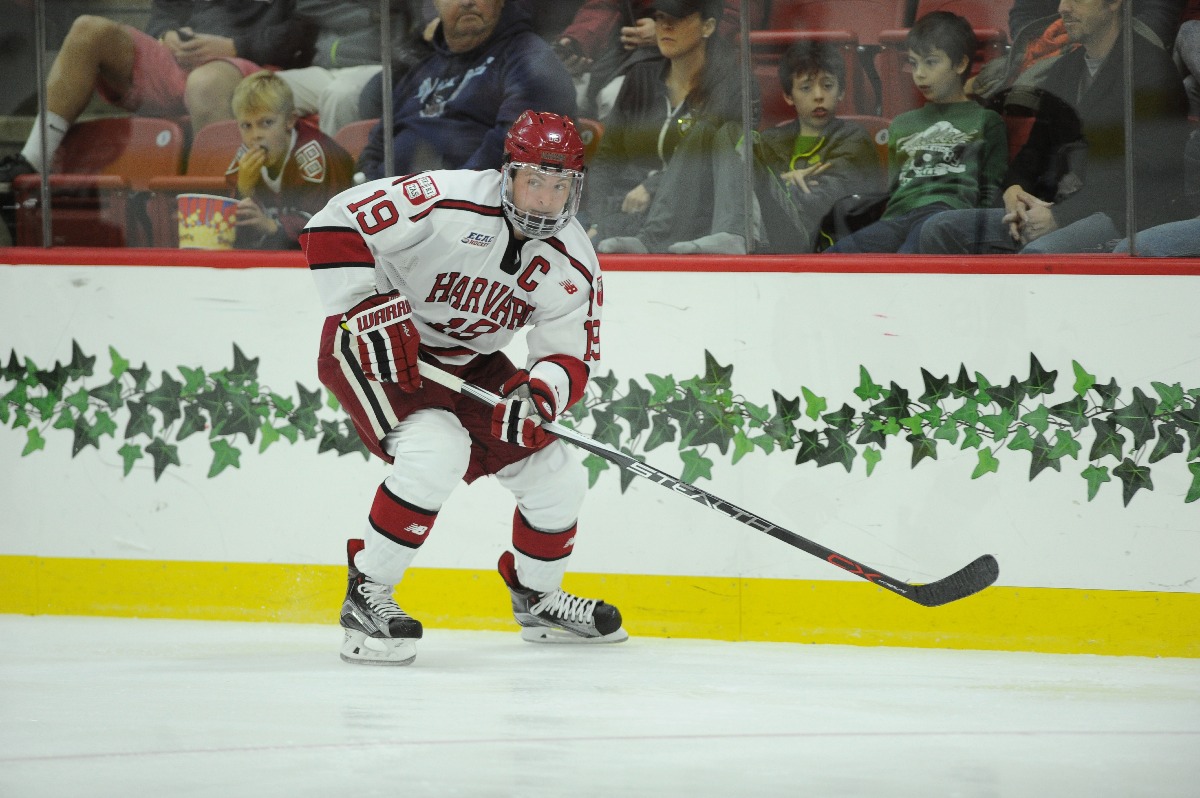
left=1, top=615, right=1197, bottom=797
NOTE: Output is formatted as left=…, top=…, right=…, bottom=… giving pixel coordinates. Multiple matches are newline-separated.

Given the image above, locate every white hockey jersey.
left=302, top=169, right=603, bottom=410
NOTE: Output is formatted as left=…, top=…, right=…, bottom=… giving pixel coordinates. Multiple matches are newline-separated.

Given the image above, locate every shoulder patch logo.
left=461, top=232, right=496, bottom=247
left=294, top=140, right=327, bottom=183
left=402, top=175, right=441, bottom=205
left=559, top=279, right=578, bottom=295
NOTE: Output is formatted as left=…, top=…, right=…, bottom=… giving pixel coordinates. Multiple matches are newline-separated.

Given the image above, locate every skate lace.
left=358, top=580, right=411, bottom=620
left=531, top=589, right=597, bottom=623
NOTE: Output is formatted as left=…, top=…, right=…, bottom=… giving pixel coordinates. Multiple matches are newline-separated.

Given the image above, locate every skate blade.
left=339, top=628, right=417, bottom=665
left=519, top=626, right=629, bottom=644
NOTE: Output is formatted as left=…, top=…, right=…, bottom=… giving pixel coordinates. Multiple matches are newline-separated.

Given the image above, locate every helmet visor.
left=502, top=163, right=585, bottom=239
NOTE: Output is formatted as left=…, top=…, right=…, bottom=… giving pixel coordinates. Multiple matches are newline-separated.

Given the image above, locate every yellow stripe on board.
left=1, top=556, right=1197, bottom=658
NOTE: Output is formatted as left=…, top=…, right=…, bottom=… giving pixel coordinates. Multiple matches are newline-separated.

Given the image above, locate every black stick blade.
left=908, top=555, right=999, bottom=607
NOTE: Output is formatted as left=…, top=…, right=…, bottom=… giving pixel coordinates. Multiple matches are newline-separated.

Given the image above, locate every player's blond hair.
left=231, top=71, right=296, bottom=118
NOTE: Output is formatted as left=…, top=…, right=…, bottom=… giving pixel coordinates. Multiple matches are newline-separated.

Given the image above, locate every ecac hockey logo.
left=461, top=231, right=495, bottom=247
left=401, top=175, right=440, bottom=205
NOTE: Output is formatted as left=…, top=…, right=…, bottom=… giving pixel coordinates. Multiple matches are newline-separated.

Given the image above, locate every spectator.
left=552, top=0, right=765, bottom=121
left=1177, top=7, right=1200, bottom=117
left=357, top=0, right=577, bottom=182
left=225, top=71, right=354, bottom=250
left=750, top=40, right=884, bottom=253
left=276, top=0, right=433, bottom=137
left=587, top=0, right=756, bottom=255
left=824, top=12, right=1007, bottom=253
left=0, top=1, right=317, bottom=184
left=918, top=0, right=1191, bottom=255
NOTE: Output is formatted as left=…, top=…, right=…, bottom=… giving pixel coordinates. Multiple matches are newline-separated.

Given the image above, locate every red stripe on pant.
left=370, top=482, right=438, bottom=549
left=512, top=509, right=576, bottom=562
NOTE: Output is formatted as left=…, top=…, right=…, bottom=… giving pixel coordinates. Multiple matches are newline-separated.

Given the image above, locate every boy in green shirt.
left=826, top=11, right=1007, bottom=253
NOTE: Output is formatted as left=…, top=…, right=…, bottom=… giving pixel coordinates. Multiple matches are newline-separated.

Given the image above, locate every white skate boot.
left=339, top=539, right=423, bottom=665
left=497, top=551, right=629, bottom=643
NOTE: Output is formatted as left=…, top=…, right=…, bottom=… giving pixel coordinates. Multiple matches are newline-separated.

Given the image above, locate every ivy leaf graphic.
left=1072, top=360, right=1096, bottom=397
left=179, top=365, right=207, bottom=397
left=743, top=400, right=772, bottom=429
left=207, top=439, right=242, bottom=478
left=591, top=371, right=618, bottom=403
left=1148, top=423, right=1184, bottom=464
left=1088, top=418, right=1126, bottom=462
left=89, top=378, right=124, bottom=410
left=65, top=341, right=96, bottom=380
left=1024, top=353, right=1057, bottom=398
left=960, top=426, right=984, bottom=450
left=108, top=346, right=129, bottom=379
left=918, top=368, right=951, bottom=405
left=1173, top=403, right=1200, bottom=453
left=1092, top=377, right=1120, bottom=412
left=989, top=377, right=1026, bottom=415
left=854, top=366, right=884, bottom=401
left=124, top=400, right=156, bottom=440
left=801, top=386, right=827, bottom=422
left=1110, top=387, right=1158, bottom=450
left=1151, top=381, right=1185, bottom=413
left=590, top=408, right=623, bottom=449
left=692, top=400, right=739, bottom=455
left=1048, top=429, right=1081, bottom=460
left=856, top=411, right=889, bottom=449
left=933, top=420, right=959, bottom=444
left=145, top=437, right=180, bottom=481
left=794, top=428, right=823, bottom=466
left=2, top=350, right=23, bottom=380
left=1186, top=463, right=1200, bottom=504
left=226, top=344, right=260, bottom=386
left=609, top=379, right=653, bottom=440
left=822, top=403, right=856, bottom=434
left=765, top=390, right=801, bottom=449
left=145, top=370, right=184, bottom=429
left=126, top=362, right=152, bottom=392
left=679, top=448, right=713, bottom=483
left=36, top=362, right=69, bottom=397
left=862, top=446, right=882, bottom=476
left=71, top=416, right=104, bottom=456
left=1049, top=395, right=1089, bottom=432
left=1028, top=433, right=1061, bottom=480
left=731, top=430, right=756, bottom=465
left=871, top=382, right=910, bottom=422
left=1112, top=458, right=1153, bottom=506
left=951, top=364, right=978, bottom=400
left=697, top=350, right=734, bottom=395
left=645, top=373, right=676, bottom=403
left=582, top=453, right=610, bottom=488
left=1020, top=404, right=1051, bottom=436
left=971, top=447, right=999, bottom=479
left=816, top=428, right=855, bottom=472
left=618, top=448, right=644, bottom=493
left=177, top=404, right=208, bottom=441
left=1081, top=464, right=1111, bottom=500
left=259, top=422, right=282, bottom=453
left=118, top=442, right=142, bottom=476
left=22, top=428, right=46, bottom=456
left=907, top=433, right=937, bottom=468
left=644, top=414, right=677, bottom=452
left=1006, top=426, right=1036, bottom=452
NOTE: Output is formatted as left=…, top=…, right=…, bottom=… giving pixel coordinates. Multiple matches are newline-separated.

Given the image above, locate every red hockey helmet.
left=501, top=111, right=586, bottom=239
left=504, top=110, right=586, bottom=172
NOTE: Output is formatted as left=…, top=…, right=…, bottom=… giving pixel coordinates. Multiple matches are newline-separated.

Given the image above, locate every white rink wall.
left=1, top=263, right=1197, bottom=594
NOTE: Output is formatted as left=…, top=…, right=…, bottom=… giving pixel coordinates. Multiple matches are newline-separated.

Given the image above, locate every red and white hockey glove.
left=341, top=291, right=421, bottom=392
left=491, top=370, right=558, bottom=448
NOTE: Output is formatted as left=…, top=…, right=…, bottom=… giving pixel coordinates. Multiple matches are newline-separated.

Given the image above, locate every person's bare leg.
left=184, top=60, right=244, bottom=131
left=45, top=15, right=136, bottom=123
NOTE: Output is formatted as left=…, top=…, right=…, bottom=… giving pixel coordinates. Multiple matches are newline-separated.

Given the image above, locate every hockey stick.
left=417, top=361, right=998, bottom=607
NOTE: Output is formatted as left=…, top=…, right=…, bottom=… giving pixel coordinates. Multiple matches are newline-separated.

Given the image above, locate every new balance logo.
left=563, top=536, right=575, bottom=549
left=403, top=523, right=429, bottom=536
left=560, top=280, right=578, bottom=294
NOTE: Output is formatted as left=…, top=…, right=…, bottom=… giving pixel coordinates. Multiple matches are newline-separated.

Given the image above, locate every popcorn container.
left=177, top=193, right=238, bottom=250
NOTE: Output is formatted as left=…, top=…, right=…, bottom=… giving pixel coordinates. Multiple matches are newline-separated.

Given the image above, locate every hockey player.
left=300, top=110, right=627, bottom=665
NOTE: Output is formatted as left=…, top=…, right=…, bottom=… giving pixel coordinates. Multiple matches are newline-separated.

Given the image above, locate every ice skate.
left=339, top=539, right=423, bottom=665
left=497, top=551, right=628, bottom=643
